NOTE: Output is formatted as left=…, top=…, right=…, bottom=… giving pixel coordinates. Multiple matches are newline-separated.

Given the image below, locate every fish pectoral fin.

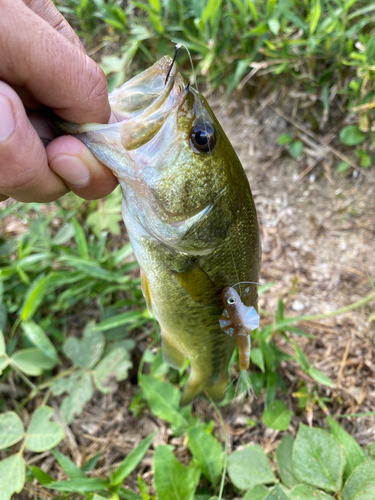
left=161, top=334, right=185, bottom=370
left=140, top=267, right=153, bottom=317
left=243, top=305, right=260, bottom=332
left=173, top=266, right=219, bottom=305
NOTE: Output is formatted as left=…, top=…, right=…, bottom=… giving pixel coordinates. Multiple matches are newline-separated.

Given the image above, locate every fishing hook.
left=165, top=43, right=181, bottom=85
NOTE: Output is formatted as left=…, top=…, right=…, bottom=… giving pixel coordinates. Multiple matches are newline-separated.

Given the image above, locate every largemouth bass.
left=59, top=54, right=261, bottom=405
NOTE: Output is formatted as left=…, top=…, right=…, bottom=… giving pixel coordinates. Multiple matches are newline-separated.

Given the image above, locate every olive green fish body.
left=59, top=56, right=260, bottom=404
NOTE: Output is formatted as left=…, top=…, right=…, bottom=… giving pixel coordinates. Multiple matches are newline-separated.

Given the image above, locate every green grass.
left=58, top=0, right=375, bottom=129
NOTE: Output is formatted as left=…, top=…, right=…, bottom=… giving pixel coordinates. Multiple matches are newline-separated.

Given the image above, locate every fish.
left=219, top=287, right=260, bottom=370
left=57, top=53, right=261, bottom=405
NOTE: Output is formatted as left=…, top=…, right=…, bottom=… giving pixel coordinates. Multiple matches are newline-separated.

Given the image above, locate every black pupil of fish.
left=195, top=131, right=208, bottom=145
left=228, top=297, right=236, bottom=305
left=191, top=123, right=215, bottom=153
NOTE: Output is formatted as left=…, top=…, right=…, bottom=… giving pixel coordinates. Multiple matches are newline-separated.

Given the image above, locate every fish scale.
left=57, top=55, right=261, bottom=405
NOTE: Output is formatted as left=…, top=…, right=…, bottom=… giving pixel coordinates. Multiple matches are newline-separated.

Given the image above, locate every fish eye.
left=190, top=122, right=216, bottom=153
left=227, top=297, right=236, bottom=305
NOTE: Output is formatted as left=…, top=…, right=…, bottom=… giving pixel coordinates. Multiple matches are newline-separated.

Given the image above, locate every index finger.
left=0, top=0, right=110, bottom=124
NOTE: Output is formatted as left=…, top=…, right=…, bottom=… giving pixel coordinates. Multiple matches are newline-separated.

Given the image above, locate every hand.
left=0, top=0, right=118, bottom=203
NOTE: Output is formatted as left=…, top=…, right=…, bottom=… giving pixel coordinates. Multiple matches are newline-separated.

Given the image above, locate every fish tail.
left=236, top=331, right=250, bottom=370
left=180, top=369, right=206, bottom=406
left=180, top=367, right=228, bottom=406
left=205, top=369, right=229, bottom=402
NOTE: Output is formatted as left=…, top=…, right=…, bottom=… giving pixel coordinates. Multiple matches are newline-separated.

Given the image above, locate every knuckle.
left=82, top=61, right=109, bottom=110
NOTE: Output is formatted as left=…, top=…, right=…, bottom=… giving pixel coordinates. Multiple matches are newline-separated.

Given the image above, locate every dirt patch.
left=214, top=86, right=375, bottom=432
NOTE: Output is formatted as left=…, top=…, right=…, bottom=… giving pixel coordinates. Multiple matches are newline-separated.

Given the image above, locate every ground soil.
left=10, top=84, right=375, bottom=499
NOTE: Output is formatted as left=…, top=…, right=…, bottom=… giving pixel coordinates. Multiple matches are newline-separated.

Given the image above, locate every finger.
left=0, top=81, right=69, bottom=202
left=47, top=136, right=118, bottom=200
left=23, top=0, right=85, bottom=52
left=0, top=0, right=110, bottom=124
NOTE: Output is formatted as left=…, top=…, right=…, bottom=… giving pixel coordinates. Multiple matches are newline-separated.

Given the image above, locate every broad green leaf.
left=94, top=347, right=132, bottom=394
left=340, top=125, right=366, bottom=146
left=87, top=187, right=122, bottom=237
left=111, top=431, right=157, bottom=485
left=288, top=484, right=335, bottom=499
left=21, top=321, right=58, bottom=365
left=227, top=444, right=275, bottom=490
left=250, top=347, right=265, bottom=372
left=20, top=273, right=52, bottom=321
left=188, top=426, right=224, bottom=487
left=25, top=406, right=64, bottom=452
left=0, top=454, right=25, bottom=500
left=46, top=478, right=110, bottom=492
left=0, top=412, right=24, bottom=449
left=154, top=445, right=200, bottom=500
left=63, top=322, right=105, bottom=368
left=307, top=366, right=333, bottom=387
left=277, top=134, right=293, bottom=145
left=276, top=434, right=299, bottom=488
left=327, top=416, right=366, bottom=477
left=52, top=450, right=86, bottom=479
left=60, top=370, right=94, bottom=424
left=364, top=442, right=375, bottom=460
left=264, top=484, right=288, bottom=500
left=337, top=161, right=351, bottom=173
left=262, top=400, right=293, bottom=431
left=341, top=461, right=375, bottom=500
left=243, top=484, right=270, bottom=500
left=28, top=465, right=54, bottom=485
left=51, top=376, right=70, bottom=396
left=0, top=357, right=9, bottom=374
left=268, top=18, right=280, bottom=35
left=11, top=348, right=56, bottom=375
left=293, top=424, right=346, bottom=492
left=141, top=375, right=189, bottom=432
left=288, top=141, right=304, bottom=159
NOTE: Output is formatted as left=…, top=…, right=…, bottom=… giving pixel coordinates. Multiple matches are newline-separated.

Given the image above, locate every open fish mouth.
left=106, top=55, right=189, bottom=151
left=109, top=55, right=183, bottom=121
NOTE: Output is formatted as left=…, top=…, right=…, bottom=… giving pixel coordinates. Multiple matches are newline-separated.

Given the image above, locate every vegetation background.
left=1, top=1, right=375, bottom=499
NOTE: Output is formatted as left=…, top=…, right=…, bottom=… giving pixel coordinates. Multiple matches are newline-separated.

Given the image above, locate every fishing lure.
left=219, top=287, right=260, bottom=370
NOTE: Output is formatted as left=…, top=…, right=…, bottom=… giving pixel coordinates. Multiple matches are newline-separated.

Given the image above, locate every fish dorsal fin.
left=243, top=305, right=259, bottom=332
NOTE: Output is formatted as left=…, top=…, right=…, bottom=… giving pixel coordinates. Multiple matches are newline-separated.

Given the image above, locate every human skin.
left=0, top=0, right=118, bottom=203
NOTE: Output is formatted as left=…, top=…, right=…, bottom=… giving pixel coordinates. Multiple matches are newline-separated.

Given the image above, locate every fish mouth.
left=109, top=56, right=180, bottom=121
left=105, top=56, right=189, bottom=150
